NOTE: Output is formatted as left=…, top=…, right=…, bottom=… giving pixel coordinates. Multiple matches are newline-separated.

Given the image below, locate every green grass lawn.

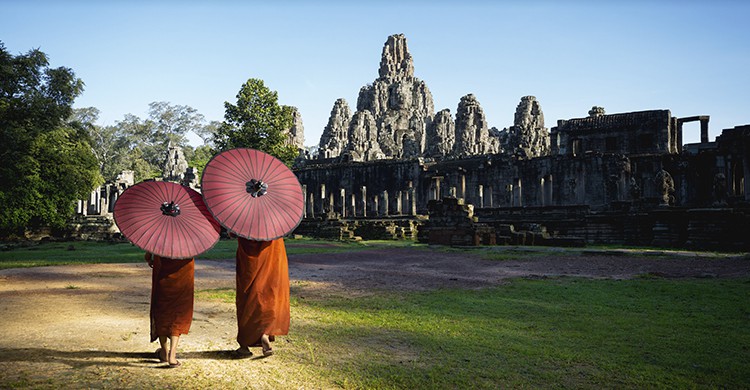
left=0, top=238, right=418, bottom=269
left=0, top=241, right=146, bottom=269
left=200, top=277, right=750, bottom=389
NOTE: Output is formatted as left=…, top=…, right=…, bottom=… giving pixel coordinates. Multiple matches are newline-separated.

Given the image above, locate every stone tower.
left=162, top=144, right=189, bottom=182
left=343, top=111, right=384, bottom=161
left=378, top=33, right=415, bottom=81
left=425, top=109, right=455, bottom=158
left=347, top=33, right=435, bottom=160
left=505, top=96, right=550, bottom=158
left=285, top=106, right=305, bottom=150
left=318, top=98, right=352, bottom=159
left=454, top=94, right=499, bottom=156
left=316, top=34, right=511, bottom=162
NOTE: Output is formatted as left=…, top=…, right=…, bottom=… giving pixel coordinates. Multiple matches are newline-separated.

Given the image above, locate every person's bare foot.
left=155, top=348, right=167, bottom=362
left=167, top=347, right=180, bottom=366
left=234, top=346, right=253, bottom=358
left=261, top=334, right=273, bottom=357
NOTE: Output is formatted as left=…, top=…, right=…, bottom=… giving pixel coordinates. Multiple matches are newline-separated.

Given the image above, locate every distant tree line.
left=76, top=102, right=219, bottom=184
left=0, top=42, right=297, bottom=237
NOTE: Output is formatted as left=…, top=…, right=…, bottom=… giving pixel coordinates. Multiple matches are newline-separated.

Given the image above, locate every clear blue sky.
left=3, top=1, right=749, bottom=146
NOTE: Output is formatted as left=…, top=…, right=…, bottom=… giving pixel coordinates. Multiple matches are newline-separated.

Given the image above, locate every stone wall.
left=551, top=109, right=678, bottom=156
left=295, top=159, right=422, bottom=218
left=294, top=217, right=424, bottom=241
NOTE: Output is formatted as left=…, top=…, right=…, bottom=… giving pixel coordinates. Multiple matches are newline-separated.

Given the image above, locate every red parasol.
left=201, top=148, right=304, bottom=241
left=113, top=181, right=221, bottom=259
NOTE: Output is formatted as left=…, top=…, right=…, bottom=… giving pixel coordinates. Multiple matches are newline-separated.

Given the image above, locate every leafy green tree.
left=0, top=42, right=101, bottom=236
left=186, top=144, right=214, bottom=181
left=147, top=101, right=204, bottom=147
left=215, top=78, right=298, bottom=164
left=70, top=107, right=130, bottom=181
left=113, top=113, right=161, bottom=181
left=124, top=146, right=161, bottom=182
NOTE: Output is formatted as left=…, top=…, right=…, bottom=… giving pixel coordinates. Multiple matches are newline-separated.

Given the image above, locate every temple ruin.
left=69, top=33, right=749, bottom=250
left=293, top=34, right=750, bottom=250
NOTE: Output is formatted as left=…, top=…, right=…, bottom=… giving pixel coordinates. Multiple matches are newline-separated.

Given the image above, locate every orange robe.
left=235, top=238, right=290, bottom=348
left=146, top=253, right=194, bottom=342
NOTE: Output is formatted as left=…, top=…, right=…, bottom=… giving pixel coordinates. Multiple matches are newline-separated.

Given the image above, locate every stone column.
left=478, top=185, right=484, bottom=208
left=540, top=178, right=546, bottom=206
left=449, top=186, right=457, bottom=198
left=373, top=196, right=379, bottom=217
left=486, top=186, right=493, bottom=207
left=351, top=194, right=357, bottom=217
left=308, top=193, right=315, bottom=218
left=361, top=186, right=367, bottom=217
left=100, top=186, right=110, bottom=215
left=101, top=185, right=112, bottom=214
left=328, top=192, right=335, bottom=214
left=546, top=176, right=553, bottom=206
left=319, top=184, right=326, bottom=214
left=109, top=189, right=119, bottom=213
left=91, top=188, right=100, bottom=214
left=434, top=177, right=442, bottom=199
left=516, top=179, right=523, bottom=207
left=409, top=186, right=417, bottom=215
left=700, top=118, right=709, bottom=143
left=340, top=189, right=346, bottom=218
left=506, top=184, right=514, bottom=206
left=381, top=191, right=389, bottom=216
left=396, top=191, right=403, bottom=215
left=406, top=181, right=413, bottom=211
left=301, top=185, right=307, bottom=218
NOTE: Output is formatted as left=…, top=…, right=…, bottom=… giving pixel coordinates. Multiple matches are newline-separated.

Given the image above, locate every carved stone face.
left=389, top=83, right=412, bottom=109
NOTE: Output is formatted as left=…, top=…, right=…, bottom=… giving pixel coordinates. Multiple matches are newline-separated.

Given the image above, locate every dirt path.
left=0, top=246, right=748, bottom=388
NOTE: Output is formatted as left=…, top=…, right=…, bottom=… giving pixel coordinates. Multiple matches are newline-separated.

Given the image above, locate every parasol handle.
left=246, top=179, right=268, bottom=198
left=160, top=201, right=181, bottom=217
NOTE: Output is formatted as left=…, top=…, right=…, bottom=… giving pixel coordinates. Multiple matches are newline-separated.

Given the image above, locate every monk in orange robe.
left=145, top=252, right=194, bottom=367
left=234, top=237, right=290, bottom=357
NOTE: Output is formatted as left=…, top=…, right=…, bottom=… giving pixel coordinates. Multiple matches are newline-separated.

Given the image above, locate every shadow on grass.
left=0, top=347, right=270, bottom=368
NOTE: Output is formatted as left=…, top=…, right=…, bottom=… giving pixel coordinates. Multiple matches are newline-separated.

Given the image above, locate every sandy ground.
left=0, top=245, right=748, bottom=389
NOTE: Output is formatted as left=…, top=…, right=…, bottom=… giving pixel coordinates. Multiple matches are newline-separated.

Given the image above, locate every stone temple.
left=290, top=33, right=750, bottom=250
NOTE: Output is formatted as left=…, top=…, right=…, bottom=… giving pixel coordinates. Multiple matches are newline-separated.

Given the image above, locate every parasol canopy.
left=201, top=148, right=304, bottom=241
left=113, top=181, right=221, bottom=259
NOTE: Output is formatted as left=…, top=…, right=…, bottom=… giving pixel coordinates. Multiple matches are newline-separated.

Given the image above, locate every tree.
left=94, top=103, right=207, bottom=183
left=147, top=101, right=205, bottom=147
left=193, top=119, right=221, bottom=146
left=113, top=113, right=162, bottom=182
left=70, top=107, right=130, bottom=181
left=215, top=78, right=298, bottom=165
left=0, top=42, right=101, bottom=236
